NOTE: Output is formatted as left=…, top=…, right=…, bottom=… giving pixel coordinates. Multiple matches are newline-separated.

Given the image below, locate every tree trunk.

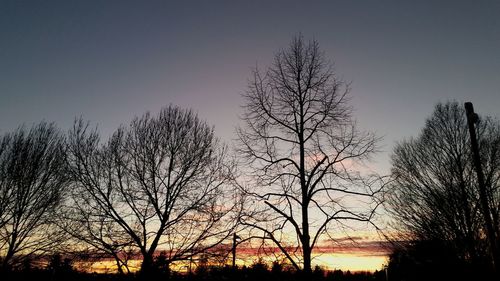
left=140, top=252, right=154, bottom=278
left=302, top=232, right=312, bottom=274
left=299, top=98, right=312, bottom=275
left=2, top=244, right=15, bottom=271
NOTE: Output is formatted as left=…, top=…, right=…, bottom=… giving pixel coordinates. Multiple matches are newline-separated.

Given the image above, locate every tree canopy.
left=388, top=101, right=500, bottom=274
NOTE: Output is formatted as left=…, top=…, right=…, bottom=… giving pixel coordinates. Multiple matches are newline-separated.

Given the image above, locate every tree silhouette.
left=388, top=101, right=500, bottom=274
left=237, top=36, right=385, bottom=274
left=0, top=122, right=68, bottom=271
left=65, top=105, right=242, bottom=276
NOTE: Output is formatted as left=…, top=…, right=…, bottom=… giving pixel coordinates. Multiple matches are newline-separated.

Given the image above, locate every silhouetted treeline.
left=2, top=256, right=387, bottom=281
left=0, top=35, right=387, bottom=277
left=387, top=239, right=493, bottom=281
left=2, top=35, right=500, bottom=281
left=0, top=106, right=243, bottom=275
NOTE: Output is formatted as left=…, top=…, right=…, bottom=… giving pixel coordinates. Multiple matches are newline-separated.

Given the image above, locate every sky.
left=1, top=0, right=499, bottom=271
left=1, top=0, right=499, bottom=172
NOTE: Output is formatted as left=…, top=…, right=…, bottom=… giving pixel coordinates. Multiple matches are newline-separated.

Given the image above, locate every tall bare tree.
left=0, top=122, right=68, bottom=270
left=66, top=106, right=241, bottom=276
left=388, top=101, right=500, bottom=270
left=237, top=36, right=384, bottom=274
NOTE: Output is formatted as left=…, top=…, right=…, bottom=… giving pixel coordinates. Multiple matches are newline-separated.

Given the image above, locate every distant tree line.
left=1, top=258, right=388, bottom=281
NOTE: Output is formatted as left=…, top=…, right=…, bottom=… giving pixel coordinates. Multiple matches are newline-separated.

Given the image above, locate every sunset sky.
left=1, top=0, right=499, bottom=272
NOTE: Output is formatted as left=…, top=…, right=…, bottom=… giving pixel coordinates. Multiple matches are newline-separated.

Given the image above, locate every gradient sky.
left=1, top=0, right=499, bottom=172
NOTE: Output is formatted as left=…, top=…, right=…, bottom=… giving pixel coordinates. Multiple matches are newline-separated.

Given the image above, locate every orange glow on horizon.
left=232, top=248, right=388, bottom=272
left=80, top=247, right=388, bottom=274
left=314, top=253, right=387, bottom=272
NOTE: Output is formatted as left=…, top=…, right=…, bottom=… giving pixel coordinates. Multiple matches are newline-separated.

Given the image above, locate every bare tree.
left=237, top=36, right=384, bottom=274
left=66, top=106, right=241, bottom=276
left=388, top=101, right=500, bottom=269
left=0, top=122, right=68, bottom=270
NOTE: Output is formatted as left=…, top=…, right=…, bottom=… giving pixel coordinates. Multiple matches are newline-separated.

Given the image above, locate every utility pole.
left=465, top=102, right=499, bottom=274
left=232, top=233, right=240, bottom=269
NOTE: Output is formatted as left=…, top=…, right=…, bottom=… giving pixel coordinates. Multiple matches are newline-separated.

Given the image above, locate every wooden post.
left=465, top=102, right=499, bottom=274
left=232, top=233, right=240, bottom=269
